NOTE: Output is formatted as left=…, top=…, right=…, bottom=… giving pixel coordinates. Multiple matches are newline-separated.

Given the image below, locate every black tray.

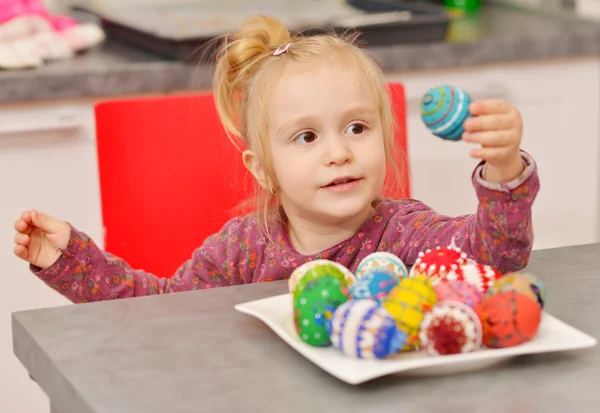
left=92, top=0, right=450, bottom=62
left=338, top=0, right=452, bottom=46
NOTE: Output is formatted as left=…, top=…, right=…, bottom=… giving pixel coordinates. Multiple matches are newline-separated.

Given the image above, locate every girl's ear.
left=243, top=150, right=269, bottom=190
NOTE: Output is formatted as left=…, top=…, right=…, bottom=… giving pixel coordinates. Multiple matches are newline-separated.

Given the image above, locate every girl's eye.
left=294, top=132, right=317, bottom=144
left=345, top=123, right=366, bottom=135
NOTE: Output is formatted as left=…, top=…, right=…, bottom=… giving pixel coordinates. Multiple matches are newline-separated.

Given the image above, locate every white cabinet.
left=387, top=57, right=600, bottom=250
left=0, top=100, right=104, bottom=246
left=0, top=99, right=104, bottom=413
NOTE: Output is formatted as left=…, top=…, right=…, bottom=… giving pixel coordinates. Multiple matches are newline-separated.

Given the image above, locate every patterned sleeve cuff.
left=473, top=150, right=536, bottom=192
left=29, top=224, right=88, bottom=275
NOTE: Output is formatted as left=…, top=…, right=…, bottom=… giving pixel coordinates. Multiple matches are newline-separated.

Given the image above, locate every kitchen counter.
left=0, top=3, right=598, bottom=103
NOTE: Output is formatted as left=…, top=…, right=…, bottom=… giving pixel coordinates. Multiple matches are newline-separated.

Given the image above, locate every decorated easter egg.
left=327, top=299, right=408, bottom=359
left=487, top=272, right=547, bottom=308
left=349, top=270, right=398, bottom=302
left=443, top=263, right=502, bottom=294
left=383, top=275, right=437, bottom=350
left=408, top=246, right=469, bottom=285
left=421, top=85, right=472, bottom=141
left=289, top=259, right=355, bottom=295
left=419, top=301, right=483, bottom=356
left=477, top=291, right=542, bottom=348
left=293, top=275, right=351, bottom=346
left=355, top=251, right=408, bottom=281
left=434, top=279, right=484, bottom=309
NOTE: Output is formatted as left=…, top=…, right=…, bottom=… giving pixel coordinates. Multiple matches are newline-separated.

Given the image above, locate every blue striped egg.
left=421, top=85, right=472, bottom=141
left=326, top=300, right=408, bottom=359
left=355, top=251, right=408, bottom=282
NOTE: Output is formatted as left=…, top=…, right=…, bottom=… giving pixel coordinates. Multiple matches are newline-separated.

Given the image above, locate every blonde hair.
left=213, top=15, right=404, bottom=238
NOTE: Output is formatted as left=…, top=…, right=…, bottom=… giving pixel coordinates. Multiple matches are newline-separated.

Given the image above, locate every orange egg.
left=477, top=291, right=541, bottom=348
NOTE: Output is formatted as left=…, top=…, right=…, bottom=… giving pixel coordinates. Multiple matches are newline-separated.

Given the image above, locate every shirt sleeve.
left=385, top=151, right=539, bottom=273
left=29, top=217, right=248, bottom=303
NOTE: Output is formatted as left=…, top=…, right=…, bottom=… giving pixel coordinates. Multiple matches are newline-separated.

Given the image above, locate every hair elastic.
left=273, top=42, right=292, bottom=56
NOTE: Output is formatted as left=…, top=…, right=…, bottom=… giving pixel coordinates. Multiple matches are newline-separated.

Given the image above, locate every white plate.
left=235, top=294, right=597, bottom=384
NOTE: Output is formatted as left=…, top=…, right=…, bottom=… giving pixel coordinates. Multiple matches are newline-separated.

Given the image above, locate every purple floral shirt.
left=31, top=152, right=539, bottom=304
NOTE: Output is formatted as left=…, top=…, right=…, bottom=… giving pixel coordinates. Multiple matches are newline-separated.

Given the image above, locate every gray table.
left=12, top=243, right=600, bottom=413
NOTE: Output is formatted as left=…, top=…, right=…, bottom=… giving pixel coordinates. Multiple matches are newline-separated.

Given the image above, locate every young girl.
left=12, top=15, right=539, bottom=303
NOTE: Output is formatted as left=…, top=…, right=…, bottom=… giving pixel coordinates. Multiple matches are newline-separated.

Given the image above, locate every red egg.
left=447, top=263, right=503, bottom=294
left=408, top=247, right=469, bottom=285
left=419, top=301, right=483, bottom=356
left=477, top=291, right=542, bottom=348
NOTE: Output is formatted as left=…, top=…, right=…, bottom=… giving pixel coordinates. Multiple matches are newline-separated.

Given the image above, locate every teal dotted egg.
left=421, top=85, right=472, bottom=141
left=350, top=270, right=398, bottom=302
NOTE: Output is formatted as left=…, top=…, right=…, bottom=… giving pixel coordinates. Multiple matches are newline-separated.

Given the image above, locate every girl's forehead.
left=263, top=62, right=379, bottom=138
left=277, top=56, right=361, bottom=85
left=270, top=59, right=376, bottom=111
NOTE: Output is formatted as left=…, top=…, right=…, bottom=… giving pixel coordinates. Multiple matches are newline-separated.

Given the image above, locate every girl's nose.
left=324, top=135, right=353, bottom=166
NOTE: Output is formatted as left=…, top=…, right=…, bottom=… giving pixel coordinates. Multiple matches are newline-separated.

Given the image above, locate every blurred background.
left=1, top=0, right=599, bottom=411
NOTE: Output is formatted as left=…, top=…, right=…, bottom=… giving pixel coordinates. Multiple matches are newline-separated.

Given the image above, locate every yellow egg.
left=487, top=272, right=546, bottom=308
left=383, top=275, right=437, bottom=351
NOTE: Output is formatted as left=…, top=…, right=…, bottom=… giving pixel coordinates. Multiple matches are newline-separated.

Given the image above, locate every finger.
left=14, top=244, right=28, bottom=260
left=30, top=210, right=62, bottom=233
left=14, top=232, right=30, bottom=246
left=469, top=100, right=513, bottom=116
left=21, top=210, right=33, bottom=224
left=469, top=146, right=514, bottom=163
left=14, top=218, right=33, bottom=235
left=463, top=114, right=515, bottom=133
left=462, top=130, right=516, bottom=147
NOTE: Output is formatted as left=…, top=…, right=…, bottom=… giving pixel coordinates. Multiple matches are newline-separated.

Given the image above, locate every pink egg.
left=434, top=280, right=484, bottom=309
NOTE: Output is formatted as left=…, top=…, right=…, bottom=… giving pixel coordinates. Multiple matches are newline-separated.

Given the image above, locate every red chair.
left=94, top=83, right=409, bottom=278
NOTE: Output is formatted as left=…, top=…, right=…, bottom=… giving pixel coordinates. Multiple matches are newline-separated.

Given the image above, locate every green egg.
left=293, top=275, right=350, bottom=346
left=292, top=262, right=348, bottom=303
